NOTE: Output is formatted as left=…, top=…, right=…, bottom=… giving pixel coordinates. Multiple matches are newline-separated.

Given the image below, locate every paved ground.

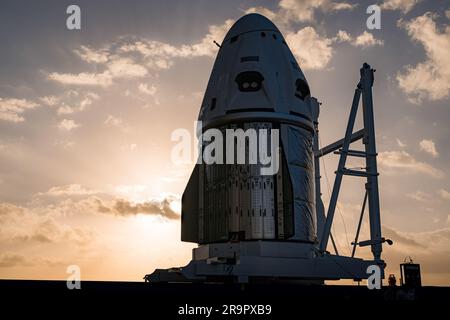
left=1, top=280, right=448, bottom=316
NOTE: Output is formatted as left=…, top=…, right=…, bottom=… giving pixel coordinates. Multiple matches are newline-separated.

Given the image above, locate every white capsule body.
left=182, top=14, right=317, bottom=244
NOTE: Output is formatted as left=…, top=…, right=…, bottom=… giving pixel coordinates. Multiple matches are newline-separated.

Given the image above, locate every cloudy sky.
left=0, top=0, right=449, bottom=285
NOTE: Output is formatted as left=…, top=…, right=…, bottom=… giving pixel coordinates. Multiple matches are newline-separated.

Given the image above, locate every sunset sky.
left=1, top=0, right=449, bottom=285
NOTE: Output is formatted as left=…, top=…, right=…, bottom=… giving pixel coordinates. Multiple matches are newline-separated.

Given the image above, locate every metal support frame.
left=317, top=63, right=383, bottom=261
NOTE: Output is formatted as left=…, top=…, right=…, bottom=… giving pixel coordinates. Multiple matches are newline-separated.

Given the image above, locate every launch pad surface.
left=1, top=280, right=449, bottom=316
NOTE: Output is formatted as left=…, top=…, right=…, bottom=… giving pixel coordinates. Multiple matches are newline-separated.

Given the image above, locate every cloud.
left=58, top=119, right=80, bottom=131
left=48, top=56, right=147, bottom=86
left=335, top=30, right=383, bottom=47
left=49, top=57, right=148, bottom=86
left=0, top=253, right=32, bottom=268
left=383, top=225, right=450, bottom=254
left=48, top=19, right=233, bottom=88
left=382, top=226, right=424, bottom=247
left=285, top=28, right=383, bottom=70
left=381, top=0, right=421, bottom=13
left=104, top=115, right=123, bottom=127
left=286, top=27, right=334, bottom=70
left=39, top=95, right=59, bottom=106
left=121, top=83, right=160, bottom=107
left=56, top=92, right=99, bottom=115
left=352, top=31, right=384, bottom=47
left=37, top=184, right=98, bottom=197
left=438, top=189, right=450, bottom=200
left=419, top=139, right=438, bottom=157
left=31, top=184, right=181, bottom=220
left=14, top=233, right=53, bottom=243
left=138, top=83, right=157, bottom=96
left=406, top=190, right=432, bottom=202
left=48, top=71, right=113, bottom=87
left=335, top=30, right=352, bottom=42
left=103, top=115, right=130, bottom=132
left=397, top=13, right=450, bottom=103
left=120, top=19, right=234, bottom=61
left=277, top=0, right=355, bottom=23
left=244, top=6, right=278, bottom=20
left=183, top=19, right=235, bottom=56
left=74, top=45, right=109, bottom=63
left=120, top=19, right=233, bottom=60
left=119, top=40, right=177, bottom=69
left=396, top=138, right=407, bottom=148
left=93, top=197, right=180, bottom=220
left=380, top=225, right=450, bottom=279
left=0, top=202, right=24, bottom=216
left=378, top=150, right=443, bottom=178
left=106, top=57, right=148, bottom=79
left=0, top=253, right=65, bottom=268
left=0, top=97, right=39, bottom=122
left=0, top=202, right=96, bottom=247
left=57, top=105, right=76, bottom=115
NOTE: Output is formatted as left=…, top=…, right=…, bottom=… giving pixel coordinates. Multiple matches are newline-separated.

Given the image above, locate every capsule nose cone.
left=224, top=13, right=280, bottom=41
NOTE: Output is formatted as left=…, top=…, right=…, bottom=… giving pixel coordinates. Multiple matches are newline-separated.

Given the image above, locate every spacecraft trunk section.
left=182, top=122, right=316, bottom=244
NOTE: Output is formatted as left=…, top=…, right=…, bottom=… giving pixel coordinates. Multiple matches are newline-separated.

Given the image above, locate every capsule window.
left=210, top=98, right=216, bottom=110
left=240, top=56, right=259, bottom=62
left=235, top=71, right=264, bottom=92
left=295, top=78, right=310, bottom=100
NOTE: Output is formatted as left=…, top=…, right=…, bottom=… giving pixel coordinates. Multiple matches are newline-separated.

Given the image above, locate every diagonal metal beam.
left=315, top=129, right=365, bottom=158
left=330, top=233, right=339, bottom=255
left=352, top=191, right=368, bottom=258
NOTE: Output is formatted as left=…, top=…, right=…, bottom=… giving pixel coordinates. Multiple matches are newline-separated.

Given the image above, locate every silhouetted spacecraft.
left=147, top=13, right=392, bottom=284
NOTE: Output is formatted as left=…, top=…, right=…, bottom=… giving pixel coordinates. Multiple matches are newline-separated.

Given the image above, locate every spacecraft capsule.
left=181, top=13, right=318, bottom=245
